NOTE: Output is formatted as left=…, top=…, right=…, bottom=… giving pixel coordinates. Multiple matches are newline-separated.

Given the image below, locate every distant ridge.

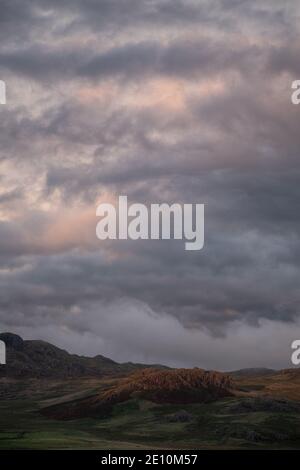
left=0, top=332, right=165, bottom=379
left=228, top=368, right=277, bottom=377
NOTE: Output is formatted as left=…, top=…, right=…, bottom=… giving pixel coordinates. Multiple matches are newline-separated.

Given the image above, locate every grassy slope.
left=1, top=371, right=300, bottom=450
left=235, top=371, right=300, bottom=401
left=1, top=395, right=300, bottom=450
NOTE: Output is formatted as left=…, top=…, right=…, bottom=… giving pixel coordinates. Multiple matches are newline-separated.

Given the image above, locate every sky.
left=0, top=0, right=300, bottom=370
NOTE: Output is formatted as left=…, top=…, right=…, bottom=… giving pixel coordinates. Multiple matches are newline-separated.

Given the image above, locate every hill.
left=41, top=367, right=234, bottom=419
left=0, top=332, right=163, bottom=379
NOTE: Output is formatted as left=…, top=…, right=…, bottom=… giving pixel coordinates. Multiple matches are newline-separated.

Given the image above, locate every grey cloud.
left=0, top=39, right=276, bottom=82
left=0, top=0, right=299, bottom=367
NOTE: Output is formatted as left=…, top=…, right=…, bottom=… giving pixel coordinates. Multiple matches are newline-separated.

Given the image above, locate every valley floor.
left=1, top=376, right=300, bottom=450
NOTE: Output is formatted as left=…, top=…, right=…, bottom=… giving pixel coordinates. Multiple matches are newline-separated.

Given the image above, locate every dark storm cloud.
left=2, top=170, right=300, bottom=327
left=0, top=46, right=88, bottom=82
left=40, top=74, right=300, bottom=201
left=0, top=0, right=42, bottom=43
left=2, top=37, right=299, bottom=85
left=268, top=45, right=300, bottom=76
left=6, top=0, right=229, bottom=35
left=0, top=0, right=296, bottom=49
left=0, top=39, right=259, bottom=81
left=80, top=40, right=262, bottom=81
left=0, top=221, right=299, bottom=343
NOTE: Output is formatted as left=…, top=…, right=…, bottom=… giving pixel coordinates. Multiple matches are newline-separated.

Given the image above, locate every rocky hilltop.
left=101, top=367, right=234, bottom=404
left=41, top=367, right=234, bottom=419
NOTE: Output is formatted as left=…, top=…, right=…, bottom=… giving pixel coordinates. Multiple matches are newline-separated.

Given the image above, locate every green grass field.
left=1, top=395, right=300, bottom=450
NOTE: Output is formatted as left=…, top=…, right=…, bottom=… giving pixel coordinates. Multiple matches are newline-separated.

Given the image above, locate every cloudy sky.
left=0, top=0, right=300, bottom=370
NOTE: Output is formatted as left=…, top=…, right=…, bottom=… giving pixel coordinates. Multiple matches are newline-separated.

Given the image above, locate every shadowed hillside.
left=0, top=333, right=164, bottom=379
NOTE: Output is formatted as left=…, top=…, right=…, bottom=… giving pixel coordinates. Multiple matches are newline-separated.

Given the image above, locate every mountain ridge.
left=0, top=332, right=166, bottom=378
